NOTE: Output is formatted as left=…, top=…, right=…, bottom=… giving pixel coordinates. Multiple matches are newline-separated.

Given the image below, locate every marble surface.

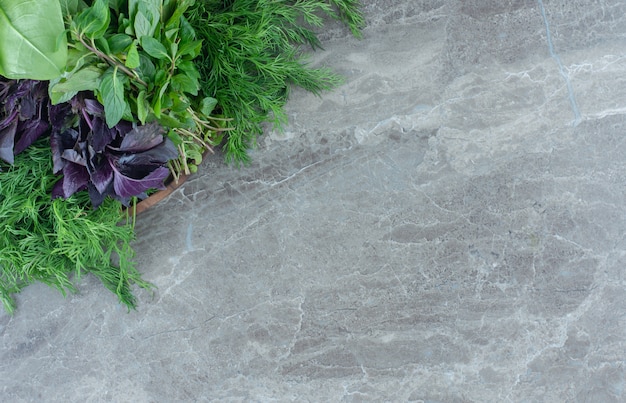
left=2, top=1, right=626, bottom=401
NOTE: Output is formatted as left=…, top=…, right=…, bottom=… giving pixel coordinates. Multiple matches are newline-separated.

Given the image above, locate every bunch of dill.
left=187, top=0, right=364, bottom=163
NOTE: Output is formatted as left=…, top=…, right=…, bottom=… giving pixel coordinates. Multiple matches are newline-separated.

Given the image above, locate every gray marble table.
left=2, top=1, right=626, bottom=401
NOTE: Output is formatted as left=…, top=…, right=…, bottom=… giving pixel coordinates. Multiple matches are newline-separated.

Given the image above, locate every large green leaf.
left=0, top=0, right=67, bottom=80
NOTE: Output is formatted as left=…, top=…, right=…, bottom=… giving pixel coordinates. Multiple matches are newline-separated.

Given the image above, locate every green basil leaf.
left=108, top=34, right=133, bottom=54
left=170, top=42, right=178, bottom=60
left=74, top=0, right=110, bottom=39
left=99, top=67, right=128, bottom=127
left=122, top=101, right=134, bottom=122
left=179, top=15, right=196, bottom=43
left=154, top=70, right=168, bottom=86
left=164, top=27, right=178, bottom=42
left=49, top=80, right=78, bottom=105
left=160, top=91, right=173, bottom=110
left=136, top=90, right=148, bottom=124
left=158, top=113, right=185, bottom=129
left=164, top=0, right=195, bottom=29
left=200, top=97, right=218, bottom=117
left=177, top=40, right=202, bottom=59
left=0, top=0, right=68, bottom=80
left=171, top=74, right=198, bottom=96
left=151, top=83, right=170, bottom=118
left=160, top=0, right=176, bottom=25
left=94, top=37, right=110, bottom=54
left=134, top=1, right=160, bottom=38
left=125, top=41, right=140, bottom=69
left=136, top=53, right=156, bottom=84
left=51, top=65, right=102, bottom=94
left=176, top=60, right=200, bottom=81
left=168, top=92, right=190, bottom=113
left=133, top=10, right=152, bottom=39
left=59, top=0, right=80, bottom=16
left=167, top=129, right=183, bottom=146
left=121, top=17, right=133, bottom=36
left=140, top=36, right=170, bottom=61
left=108, top=0, right=124, bottom=14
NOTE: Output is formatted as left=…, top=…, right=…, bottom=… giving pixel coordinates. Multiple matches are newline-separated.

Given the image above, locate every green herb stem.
left=77, top=32, right=148, bottom=88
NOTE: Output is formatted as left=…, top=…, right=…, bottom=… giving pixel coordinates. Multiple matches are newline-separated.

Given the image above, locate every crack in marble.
left=537, top=0, right=582, bottom=126
left=154, top=256, right=199, bottom=305
left=277, top=295, right=306, bottom=363
left=140, top=316, right=216, bottom=341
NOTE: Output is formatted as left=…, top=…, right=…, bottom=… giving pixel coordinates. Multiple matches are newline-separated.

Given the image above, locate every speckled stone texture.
left=2, top=1, right=626, bottom=401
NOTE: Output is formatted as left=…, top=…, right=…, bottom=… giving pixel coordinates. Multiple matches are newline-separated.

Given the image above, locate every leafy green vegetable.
left=108, top=33, right=134, bottom=54
left=54, top=0, right=224, bottom=177
left=0, top=0, right=68, bottom=80
left=0, top=0, right=365, bottom=314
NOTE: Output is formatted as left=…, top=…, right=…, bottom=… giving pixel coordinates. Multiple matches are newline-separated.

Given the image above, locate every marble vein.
left=537, top=0, right=582, bottom=125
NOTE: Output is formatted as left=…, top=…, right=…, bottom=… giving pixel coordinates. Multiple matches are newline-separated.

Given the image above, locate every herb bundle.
left=52, top=0, right=223, bottom=177
left=0, top=0, right=363, bottom=312
left=50, top=96, right=177, bottom=208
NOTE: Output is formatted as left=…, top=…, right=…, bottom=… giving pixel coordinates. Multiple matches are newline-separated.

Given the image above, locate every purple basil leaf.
left=90, top=117, right=116, bottom=152
left=83, top=98, right=104, bottom=116
left=13, top=120, right=49, bottom=154
left=62, top=148, right=86, bottom=166
left=116, top=122, right=165, bottom=152
left=112, top=165, right=169, bottom=198
left=51, top=179, right=65, bottom=199
left=115, top=139, right=178, bottom=176
left=50, top=132, right=65, bottom=173
left=0, top=110, right=18, bottom=131
left=19, top=96, right=36, bottom=120
left=58, top=162, right=90, bottom=198
left=114, top=119, right=133, bottom=138
left=0, top=79, right=51, bottom=161
left=87, top=154, right=114, bottom=194
left=88, top=181, right=133, bottom=209
left=4, top=86, right=20, bottom=111
left=0, top=120, right=17, bottom=164
left=49, top=103, right=73, bottom=132
left=51, top=130, right=74, bottom=173
left=87, top=182, right=108, bottom=209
